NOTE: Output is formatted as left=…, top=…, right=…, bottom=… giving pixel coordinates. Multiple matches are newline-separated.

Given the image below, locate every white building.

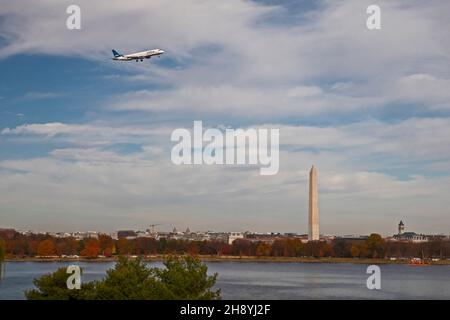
left=393, top=221, right=428, bottom=243
left=228, top=232, right=244, bottom=245
left=394, top=232, right=428, bottom=243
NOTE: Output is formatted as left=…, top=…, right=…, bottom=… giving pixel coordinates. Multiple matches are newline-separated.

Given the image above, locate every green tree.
left=93, top=256, right=156, bottom=299
left=152, top=255, right=220, bottom=300
left=24, top=267, right=95, bottom=300
left=26, top=255, right=220, bottom=300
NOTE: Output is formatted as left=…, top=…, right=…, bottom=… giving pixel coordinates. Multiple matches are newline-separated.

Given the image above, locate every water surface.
left=0, top=261, right=449, bottom=299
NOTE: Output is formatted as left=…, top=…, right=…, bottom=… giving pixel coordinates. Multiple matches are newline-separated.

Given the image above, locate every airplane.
left=112, top=48, right=165, bottom=62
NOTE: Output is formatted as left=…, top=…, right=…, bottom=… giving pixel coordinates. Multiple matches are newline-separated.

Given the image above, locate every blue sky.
left=1, top=0, right=450, bottom=235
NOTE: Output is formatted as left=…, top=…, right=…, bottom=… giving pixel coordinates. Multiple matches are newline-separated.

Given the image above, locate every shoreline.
left=4, top=255, right=450, bottom=265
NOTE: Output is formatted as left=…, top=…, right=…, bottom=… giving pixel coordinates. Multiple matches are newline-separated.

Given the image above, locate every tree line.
left=1, top=232, right=450, bottom=259
left=0, top=238, right=5, bottom=262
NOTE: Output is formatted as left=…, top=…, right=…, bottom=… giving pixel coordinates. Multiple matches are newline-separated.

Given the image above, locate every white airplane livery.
left=112, top=48, right=165, bottom=62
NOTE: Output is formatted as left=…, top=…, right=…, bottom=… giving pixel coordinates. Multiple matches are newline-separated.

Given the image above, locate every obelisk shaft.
left=308, top=165, right=319, bottom=241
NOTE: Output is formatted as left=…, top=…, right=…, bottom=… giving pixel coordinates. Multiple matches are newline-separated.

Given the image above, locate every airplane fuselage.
left=112, top=49, right=165, bottom=61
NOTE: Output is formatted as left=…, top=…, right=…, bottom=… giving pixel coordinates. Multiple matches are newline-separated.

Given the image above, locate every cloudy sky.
left=1, top=0, right=449, bottom=235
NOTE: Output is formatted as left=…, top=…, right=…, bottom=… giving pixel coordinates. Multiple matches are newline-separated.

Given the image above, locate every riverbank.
left=5, top=255, right=450, bottom=265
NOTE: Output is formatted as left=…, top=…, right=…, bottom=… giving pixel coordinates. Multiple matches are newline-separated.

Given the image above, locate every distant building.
left=52, top=232, right=72, bottom=238
left=85, top=231, right=99, bottom=239
left=70, top=231, right=99, bottom=240
left=394, top=232, right=428, bottom=243
left=156, top=231, right=171, bottom=240
left=136, top=230, right=152, bottom=238
left=117, top=230, right=137, bottom=239
left=207, top=232, right=228, bottom=243
left=243, top=232, right=312, bottom=243
left=393, top=221, right=428, bottom=243
left=228, top=232, right=244, bottom=245
left=244, top=232, right=283, bottom=244
left=336, top=235, right=369, bottom=244
left=427, top=234, right=450, bottom=242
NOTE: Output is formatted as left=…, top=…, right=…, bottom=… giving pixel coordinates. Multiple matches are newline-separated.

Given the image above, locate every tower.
left=308, top=165, right=320, bottom=241
left=398, top=220, right=404, bottom=235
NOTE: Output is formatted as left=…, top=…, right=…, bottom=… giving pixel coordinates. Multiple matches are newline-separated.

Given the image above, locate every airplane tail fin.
left=112, top=49, right=122, bottom=57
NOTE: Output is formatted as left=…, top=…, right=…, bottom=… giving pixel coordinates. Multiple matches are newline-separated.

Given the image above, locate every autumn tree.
left=255, top=242, right=272, bottom=257
left=350, top=245, right=361, bottom=258
left=322, top=243, right=333, bottom=257
left=199, top=240, right=223, bottom=256
left=365, top=233, right=386, bottom=258
left=219, top=243, right=232, bottom=255
left=187, top=242, right=199, bottom=255
left=231, top=239, right=253, bottom=256
left=135, top=237, right=158, bottom=255
left=0, top=238, right=5, bottom=262
left=37, top=239, right=56, bottom=257
left=55, top=238, right=78, bottom=256
left=332, top=239, right=352, bottom=258
left=117, top=238, right=133, bottom=255
left=81, top=239, right=101, bottom=258
left=98, top=234, right=115, bottom=255
left=25, top=240, right=39, bottom=257
left=4, top=232, right=450, bottom=260
left=305, top=241, right=326, bottom=258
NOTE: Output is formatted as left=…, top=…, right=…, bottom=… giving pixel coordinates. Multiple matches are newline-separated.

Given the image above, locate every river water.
left=0, top=261, right=449, bottom=299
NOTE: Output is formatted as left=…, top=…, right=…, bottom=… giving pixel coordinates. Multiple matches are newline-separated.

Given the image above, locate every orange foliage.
left=37, top=239, right=56, bottom=256
left=81, top=239, right=101, bottom=258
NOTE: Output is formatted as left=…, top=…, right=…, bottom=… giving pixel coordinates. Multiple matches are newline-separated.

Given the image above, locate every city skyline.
left=1, top=1, right=450, bottom=235
left=1, top=216, right=446, bottom=239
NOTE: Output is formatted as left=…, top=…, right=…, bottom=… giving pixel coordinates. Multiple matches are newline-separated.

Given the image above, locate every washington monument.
left=308, top=165, right=320, bottom=241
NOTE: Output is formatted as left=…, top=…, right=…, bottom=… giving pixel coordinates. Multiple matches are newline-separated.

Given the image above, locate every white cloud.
left=109, top=85, right=384, bottom=118
left=2, top=117, right=450, bottom=234
left=5, top=117, right=450, bottom=162
left=1, top=142, right=449, bottom=235
left=1, top=0, right=450, bottom=233
left=391, top=74, right=450, bottom=108
left=1, top=122, right=173, bottom=147
left=1, top=0, right=450, bottom=117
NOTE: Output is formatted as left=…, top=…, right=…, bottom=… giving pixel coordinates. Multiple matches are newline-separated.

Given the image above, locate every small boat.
left=409, top=258, right=431, bottom=266
left=409, top=251, right=431, bottom=266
